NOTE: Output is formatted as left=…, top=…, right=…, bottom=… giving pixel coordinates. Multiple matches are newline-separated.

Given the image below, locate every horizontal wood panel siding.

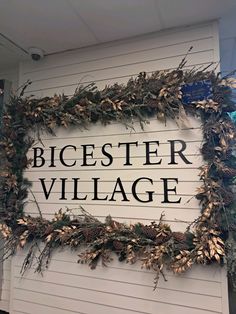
left=0, top=258, right=11, bottom=312
left=25, top=117, right=202, bottom=229
left=0, top=65, right=18, bottom=312
left=9, top=22, right=229, bottom=314
left=0, top=67, right=19, bottom=91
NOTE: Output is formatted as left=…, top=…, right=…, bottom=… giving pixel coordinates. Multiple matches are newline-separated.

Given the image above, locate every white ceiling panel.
left=158, top=0, right=236, bottom=28
left=67, top=0, right=162, bottom=42
left=0, top=0, right=236, bottom=71
left=0, top=33, right=27, bottom=71
left=0, top=44, right=19, bottom=69
left=0, top=0, right=98, bottom=54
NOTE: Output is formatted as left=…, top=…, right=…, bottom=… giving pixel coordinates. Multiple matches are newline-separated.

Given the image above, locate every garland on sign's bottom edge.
left=1, top=62, right=236, bottom=289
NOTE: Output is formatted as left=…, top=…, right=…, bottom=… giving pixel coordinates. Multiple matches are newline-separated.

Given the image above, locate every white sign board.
left=25, top=116, right=203, bottom=231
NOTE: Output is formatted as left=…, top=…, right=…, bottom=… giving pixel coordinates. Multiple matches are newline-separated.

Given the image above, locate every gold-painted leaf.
left=214, top=253, right=220, bottom=262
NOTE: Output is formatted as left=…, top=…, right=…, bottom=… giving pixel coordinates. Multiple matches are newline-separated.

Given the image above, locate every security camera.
left=28, top=47, right=44, bottom=61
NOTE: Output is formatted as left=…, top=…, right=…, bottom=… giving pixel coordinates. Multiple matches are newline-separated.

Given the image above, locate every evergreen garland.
left=1, top=65, right=236, bottom=289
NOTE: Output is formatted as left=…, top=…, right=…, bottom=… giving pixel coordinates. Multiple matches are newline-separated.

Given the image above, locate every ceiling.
left=0, top=0, right=236, bottom=71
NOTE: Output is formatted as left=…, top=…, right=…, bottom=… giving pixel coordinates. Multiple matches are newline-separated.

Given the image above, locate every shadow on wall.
left=229, top=282, right=236, bottom=314
left=229, top=295, right=236, bottom=314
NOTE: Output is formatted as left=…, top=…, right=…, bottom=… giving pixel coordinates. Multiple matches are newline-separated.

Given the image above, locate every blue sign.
left=181, top=80, right=212, bottom=105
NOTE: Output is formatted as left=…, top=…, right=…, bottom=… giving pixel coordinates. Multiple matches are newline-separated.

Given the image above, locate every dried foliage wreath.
left=1, top=59, right=236, bottom=289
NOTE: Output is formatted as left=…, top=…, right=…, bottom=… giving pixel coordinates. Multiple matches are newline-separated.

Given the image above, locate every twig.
left=29, top=189, right=43, bottom=219
left=177, top=46, right=193, bottom=70
left=18, top=80, right=32, bottom=97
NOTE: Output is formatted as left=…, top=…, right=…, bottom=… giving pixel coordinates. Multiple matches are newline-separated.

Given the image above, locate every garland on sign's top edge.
left=1, top=59, right=236, bottom=290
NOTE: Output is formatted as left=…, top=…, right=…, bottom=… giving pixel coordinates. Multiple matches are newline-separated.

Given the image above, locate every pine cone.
left=27, top=224, right=37, bottom=233
left=44, top=225, right=54, bottom=236
left=82, top=227, right=103, bottom=242
left=113, top=240, right=124, bottom=251
left=219, top=166, right=236, bottom=178
left=155, top=233, right=171, bottom=245
left=221, top=150, right=233, bottom=161
left=172, top=232, right=187, bottom=243
left=201, top=143, right=215, bottom=160
left=213, top=92, right=224, bottom=104
left=14, top=225, right=27, bottom=236
left=141, top=226, right=158, bottom=239
left=219, top=188, right=234, bottom=206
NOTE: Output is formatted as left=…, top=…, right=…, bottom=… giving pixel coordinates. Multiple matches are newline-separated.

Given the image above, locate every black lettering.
left=49, top=146, right=56, bottom=167
left=109, top=177, right=129, bottom=201
left=143, top=141, right=162, bottom=165
left=59, top=178, right=67, bottom=200
left=59, top=145, right=76, bottom=167
left=39, top=178, right=56, bottom=200
left=118, top=141, right=138, bottom=166
left=132, top=177, right=154, bottom=203
left=81, top=144, right=96, bottom=166
left=161, top=178, right=181, bottom=203
left=72, top=178, right=87, bottom=200
left=92, top=178, right=108, bottom=201
left=168, top=140, right=192, bottom=165
left=32, top=147, right=45, bottom=167
left=101, top=143, right=113, bottom=167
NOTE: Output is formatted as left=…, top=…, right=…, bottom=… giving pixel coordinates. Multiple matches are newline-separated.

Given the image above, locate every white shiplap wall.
left=8, top=21, right=229, bottom=314
left=0, top=256, right=11, bottom=313
left=24, top=116, right=203, bottom=229
left=0, top=66, right=19, bottom=92
left=0, top=66, right=19, bottom=313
